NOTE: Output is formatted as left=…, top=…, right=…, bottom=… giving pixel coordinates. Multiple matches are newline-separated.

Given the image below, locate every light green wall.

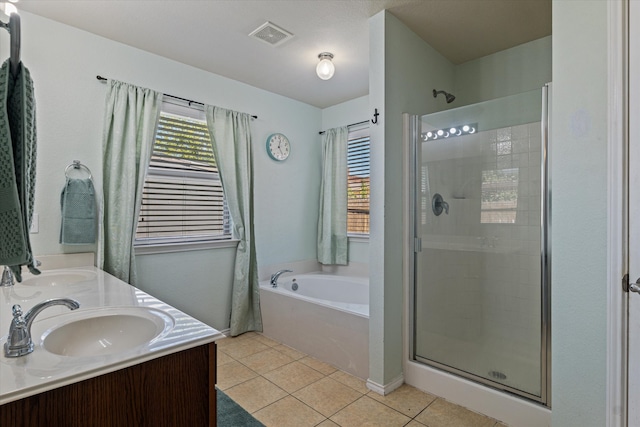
left=551, top=1, right=608, bottom=425
left=9, top=11, right=322, bottom=330
left=454, top=36, right=552, bottom=106
left=322, top=95, right=368, bottom=130
left=136, top=248, right=236, bottom=328
left=369, top=10, right=455, bottom=386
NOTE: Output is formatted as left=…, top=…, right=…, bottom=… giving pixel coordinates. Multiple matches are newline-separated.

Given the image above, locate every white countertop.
left=0, top=266, right=225, bottom=405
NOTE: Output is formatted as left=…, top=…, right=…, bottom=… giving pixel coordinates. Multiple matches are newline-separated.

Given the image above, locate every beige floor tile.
left=216, top=333, right=253, bottom=347
left=272, top=343, right=307, bottom=360
left=329, top=370, right=368, bottom=394
left=215, top=336, right=235, bottom=348
left=293, top=377, right=362, bottom=417
left=239, top=348, right=295, bottom=374
left=330, top=395, right=411, bottom=427
left=219, top=337, right=270, bottom=359
left=225, top=376, right=288, bottom=414
left=237, top=331, right=259, bottom=339
left=216, top=349, right=234, bottom=366
left=495, top=423, right=509, bottom=427
left=253, top=396, right=325, bottom=427
left=254, top=334, right=281, bottom=347
left=263, top=360, right=326, bottom=393
left=316, top=420, right=340, bottom=427
left=415, top=398, right=497, bottom=427
left=216, top=360, right=258, bottom=390
left=405, top=421, right=428, bottom=427
left=367, top=384, right=437, bottom=417
left=299, top=356, right=338, bottom=375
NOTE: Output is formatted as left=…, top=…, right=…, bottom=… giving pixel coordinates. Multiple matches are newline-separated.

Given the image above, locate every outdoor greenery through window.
left=347, top=128, right=370, bottom=235
left=481, top=168, right=519, bottom=224
left=135, top=102, right=231, bottom=244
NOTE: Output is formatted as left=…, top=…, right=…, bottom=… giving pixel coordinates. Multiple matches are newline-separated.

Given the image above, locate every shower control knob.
left=432, top=193, right=449, bottom=216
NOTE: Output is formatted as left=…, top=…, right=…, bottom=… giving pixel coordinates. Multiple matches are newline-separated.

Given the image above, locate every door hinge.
left=414, top=237, right=422, bottom=253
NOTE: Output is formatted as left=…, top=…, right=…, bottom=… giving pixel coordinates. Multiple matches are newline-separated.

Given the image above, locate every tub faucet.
left=270, top=270, right=292, bottom=288
left=1, top=266, right=14, bottom=287
left=4, top=298, right=80, bottom=358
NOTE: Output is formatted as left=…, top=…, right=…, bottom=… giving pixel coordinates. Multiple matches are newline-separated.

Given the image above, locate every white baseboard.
left=366, top=374, right=404, bottom=395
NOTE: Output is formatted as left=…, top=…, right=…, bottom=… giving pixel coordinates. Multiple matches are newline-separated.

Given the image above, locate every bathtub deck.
left=216, top=332, right=507, bottom=427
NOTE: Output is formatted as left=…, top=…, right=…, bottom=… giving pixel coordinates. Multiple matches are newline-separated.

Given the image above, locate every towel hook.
left=64, top=160, right=93, bottom=180
left=0, top=13, right=21, bottom=77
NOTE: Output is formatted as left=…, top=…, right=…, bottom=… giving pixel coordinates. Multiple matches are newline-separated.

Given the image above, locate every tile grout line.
left=221, top=337, right=342, bottom=425
left=220, top=337, right=381, bottom=425
left=218, top=334, right=503, bottom=427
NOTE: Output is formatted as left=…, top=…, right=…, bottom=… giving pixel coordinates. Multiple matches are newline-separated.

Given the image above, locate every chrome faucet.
left=270, top=269, right=292, bottom=288
left=4, top=298, right=80, bottom=358
left=1, top=266, right=14, bottom=287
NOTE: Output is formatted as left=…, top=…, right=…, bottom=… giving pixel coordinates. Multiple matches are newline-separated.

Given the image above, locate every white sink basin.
left=39, top=308, right=174, bottom=357
left=22, top=270, right=96, bottom=287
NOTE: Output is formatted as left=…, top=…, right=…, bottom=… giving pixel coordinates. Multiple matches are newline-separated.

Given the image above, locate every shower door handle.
left=624, top=275, right=640, bottom=294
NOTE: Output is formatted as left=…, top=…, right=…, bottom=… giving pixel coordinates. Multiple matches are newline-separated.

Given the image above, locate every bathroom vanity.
left=0, top=266, right=224, bottom=426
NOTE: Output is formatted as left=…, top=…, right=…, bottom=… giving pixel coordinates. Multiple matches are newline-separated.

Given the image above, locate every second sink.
left=21, top=270, right=96, bottom=287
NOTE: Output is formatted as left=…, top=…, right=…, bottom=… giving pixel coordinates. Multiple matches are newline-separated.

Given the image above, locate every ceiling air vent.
left=249, top=21, right=294, bottom=47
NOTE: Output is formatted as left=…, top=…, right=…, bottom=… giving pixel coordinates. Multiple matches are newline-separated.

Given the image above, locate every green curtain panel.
left=205, top=106, right=261, bottom=336
left=317, top=126, right=349, bottom=265
left=99, top=80, right=162, bottom=284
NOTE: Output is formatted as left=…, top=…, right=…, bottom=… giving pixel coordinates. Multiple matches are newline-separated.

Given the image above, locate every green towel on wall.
left=60, top=178, right=97, bottom=245
left=0, top=59, right=40, bottom=281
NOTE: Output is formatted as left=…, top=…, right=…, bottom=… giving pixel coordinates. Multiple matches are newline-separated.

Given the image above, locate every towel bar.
left=64, top=160, right=93, bottom=180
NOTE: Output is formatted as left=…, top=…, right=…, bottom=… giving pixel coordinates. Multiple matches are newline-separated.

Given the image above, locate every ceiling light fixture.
left=2, top=2, right=17, bottom=15
left=316, top=52, right=335, bottom=80
left=422, top=123, right=477, bottom=141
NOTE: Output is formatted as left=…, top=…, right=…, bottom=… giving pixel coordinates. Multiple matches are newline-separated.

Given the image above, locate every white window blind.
left=135, top=104, right=230, bottom=243
left=347, top=128, right=370, bottom=235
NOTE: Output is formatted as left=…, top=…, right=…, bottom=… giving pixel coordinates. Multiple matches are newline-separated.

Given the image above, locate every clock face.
left=267, top=133, right=290, bottom=161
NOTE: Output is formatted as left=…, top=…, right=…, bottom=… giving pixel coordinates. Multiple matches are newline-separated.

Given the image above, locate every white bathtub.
left=259, top=273, right=369, bottom=379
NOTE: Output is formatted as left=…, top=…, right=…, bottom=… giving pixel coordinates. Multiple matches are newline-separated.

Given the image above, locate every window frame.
left=346, top=126, right=371, bottom=238
left=134, top=100, right=233, bottom=251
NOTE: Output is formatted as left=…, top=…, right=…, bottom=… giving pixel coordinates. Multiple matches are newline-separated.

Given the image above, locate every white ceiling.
left=17, top=0, right=551, bottom=109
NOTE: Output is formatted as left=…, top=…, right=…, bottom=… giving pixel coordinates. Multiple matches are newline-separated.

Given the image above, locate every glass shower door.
left=413, top=88, right=549, bottom=402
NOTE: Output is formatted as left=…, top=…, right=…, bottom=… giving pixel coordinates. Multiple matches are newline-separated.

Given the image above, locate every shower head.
left=433, top=89, right=456, bottom=104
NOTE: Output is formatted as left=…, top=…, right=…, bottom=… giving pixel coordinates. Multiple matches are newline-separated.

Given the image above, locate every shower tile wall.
left=416, top=122, right=542, bottom=396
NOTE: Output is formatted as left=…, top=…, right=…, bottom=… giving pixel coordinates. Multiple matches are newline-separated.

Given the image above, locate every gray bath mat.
left=217, top=388, right=265, bottom=426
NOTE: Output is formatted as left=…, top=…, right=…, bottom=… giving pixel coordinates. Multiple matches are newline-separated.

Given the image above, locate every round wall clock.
left=266, top=133, right=290, bottom=161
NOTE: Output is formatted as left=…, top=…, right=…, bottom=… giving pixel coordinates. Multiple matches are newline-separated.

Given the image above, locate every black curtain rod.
left=96, top=75, right=258, bottom=119
left=318, top=120, right=369, bottom=135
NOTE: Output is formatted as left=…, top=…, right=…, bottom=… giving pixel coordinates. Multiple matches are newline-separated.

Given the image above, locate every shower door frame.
left=407, top=86, right=552, bottom=405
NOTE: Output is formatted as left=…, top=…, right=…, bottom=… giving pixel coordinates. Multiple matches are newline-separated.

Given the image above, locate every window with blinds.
left=135, top=103, right=231, bottom=243
left=347, top=128, right=370, bottom=235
